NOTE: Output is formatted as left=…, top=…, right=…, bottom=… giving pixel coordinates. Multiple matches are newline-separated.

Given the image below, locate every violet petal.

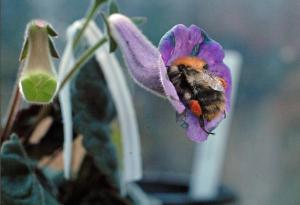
left=198, top=39, right=225, bottom=66
left=159, top=24, right=204, bottom=65
left=185, top=111, right=224, bottom=142
left=108, top=14, right=163, bottom=95
left=108, top=14, right=185, bottom=113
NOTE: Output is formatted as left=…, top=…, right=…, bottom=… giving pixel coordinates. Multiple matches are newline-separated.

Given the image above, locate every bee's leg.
left=199, top=115, right=215, bottom=135
left=223, top=111, right=227, bottom=119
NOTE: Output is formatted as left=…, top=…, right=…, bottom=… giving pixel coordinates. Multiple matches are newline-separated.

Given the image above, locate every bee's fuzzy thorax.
left=171, top=56, right=207, bottom=72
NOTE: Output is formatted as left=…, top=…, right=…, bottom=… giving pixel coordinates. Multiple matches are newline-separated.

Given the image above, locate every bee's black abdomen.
left=196, top=89, right=225, bottom=121
left=196, top=89, right=224, bottom=105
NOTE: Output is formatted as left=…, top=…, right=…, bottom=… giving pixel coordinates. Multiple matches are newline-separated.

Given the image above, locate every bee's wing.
left=203, top=72, right=224, bottom=92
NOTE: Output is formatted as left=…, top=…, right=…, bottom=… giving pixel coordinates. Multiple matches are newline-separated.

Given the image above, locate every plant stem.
left=59, top=37, right=108, bottom=91
left=72, top=0, right=105, bottom=49
left=1, top=88, right=21, bottom=143
left=1, top=66, right=23, bottom=143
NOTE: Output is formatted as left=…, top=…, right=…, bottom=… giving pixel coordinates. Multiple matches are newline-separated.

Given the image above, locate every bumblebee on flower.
left=108, top=14, right=232, bottom=142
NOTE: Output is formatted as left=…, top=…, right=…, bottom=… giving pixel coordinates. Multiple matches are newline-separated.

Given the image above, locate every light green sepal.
left=101, top=13, right=117, bottom=53
left=109, top=0, right=119, bottom=15
left=48, top=37, right=59, bottom=58
left=46, top=24, right=58, bottom=37
left=19, top=38, right=29, bottom=61
left=131, top=16, right=147, bottom=26
left=20, top=72, right=58, bottom=104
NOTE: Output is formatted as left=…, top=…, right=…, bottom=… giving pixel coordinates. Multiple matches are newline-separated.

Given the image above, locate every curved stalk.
left=1, top=65, right=24, bottom=143
left=59, top=37, right=107, bottom=91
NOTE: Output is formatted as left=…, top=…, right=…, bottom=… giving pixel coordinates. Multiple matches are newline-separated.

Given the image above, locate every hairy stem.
left=1, top=87, right=22, bottom=143
left=59, top=37, right=107, bottom=91
left=1, top=65, right=23, bottom=143
left=72, top=0, right=105, bottom=48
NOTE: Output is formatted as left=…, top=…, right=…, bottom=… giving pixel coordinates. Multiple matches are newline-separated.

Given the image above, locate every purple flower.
left=108, top=14, right=231, bottom=142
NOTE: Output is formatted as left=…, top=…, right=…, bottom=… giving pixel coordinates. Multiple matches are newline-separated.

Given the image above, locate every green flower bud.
left=19, top=20, right=59, bottom=104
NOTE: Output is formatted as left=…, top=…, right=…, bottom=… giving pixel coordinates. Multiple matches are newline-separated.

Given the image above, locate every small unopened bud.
left=19, top=20, right=59, bottom=104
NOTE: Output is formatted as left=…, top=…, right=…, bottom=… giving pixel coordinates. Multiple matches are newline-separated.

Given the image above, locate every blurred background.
left=1, top=0, right=300, bottom=204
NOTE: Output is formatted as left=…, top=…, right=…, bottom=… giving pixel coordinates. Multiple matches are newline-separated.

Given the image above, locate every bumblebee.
left=167, top=56, right=227, bottom=134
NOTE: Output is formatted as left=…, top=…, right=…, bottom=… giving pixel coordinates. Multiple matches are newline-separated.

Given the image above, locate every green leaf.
left=48, top=37, right=59, bottom=58
left=70, top=57, right=119, bottom=187
left=101, top=13, right=118, bottom=52
left=1, top=134, right=61, bottom=205
left=19, top=38, right=29, bottom=61
left=20, top=72, right=58, bottom=104
left=109, top=0, right=119, bottom=14
left=131, top=16, right=147, bottom=26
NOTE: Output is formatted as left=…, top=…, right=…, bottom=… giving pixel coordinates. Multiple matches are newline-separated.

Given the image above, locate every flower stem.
left=72, top=0, right=105, bottom=49
left=1, top=66, right=23, bottom=143
left=59, top=37, right=108, bottom=91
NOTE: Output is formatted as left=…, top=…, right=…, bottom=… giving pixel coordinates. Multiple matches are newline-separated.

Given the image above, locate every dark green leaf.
left=58, top=156, right=130, bottom=205
left=101, top=12, right=118, bottom=52
left=12, top=105, right=42, bottom=139
left=12, top=101, right=68, bottom=157
left=71, top=57, right=119, bottom=186
left=1, top=134, right=61, bottom=205
left=19, top=38, right=29, bottom=61
left=48, top=37, right=59, bottom=58
left=109, top=0, right=119, bottom=14
left=25, top=118, right=65, bottom=160
left=95, top=0, right=109, bottom=7
left=131, top=16, right=147, bottom=26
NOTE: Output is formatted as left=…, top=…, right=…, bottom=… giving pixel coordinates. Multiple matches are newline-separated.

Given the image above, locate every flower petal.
left=108, top=14, right=164, bottom=96
left=108, top=14, right=185, bottom=113
left=158, top=29, right=175, bottom=64
left=185, top=111, right=224, bottom=142
left=198, top=39, right=225, bottom=66
left=159, top=59, right=186, bottom=113
left=159, top=24, right=204, bottom=65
